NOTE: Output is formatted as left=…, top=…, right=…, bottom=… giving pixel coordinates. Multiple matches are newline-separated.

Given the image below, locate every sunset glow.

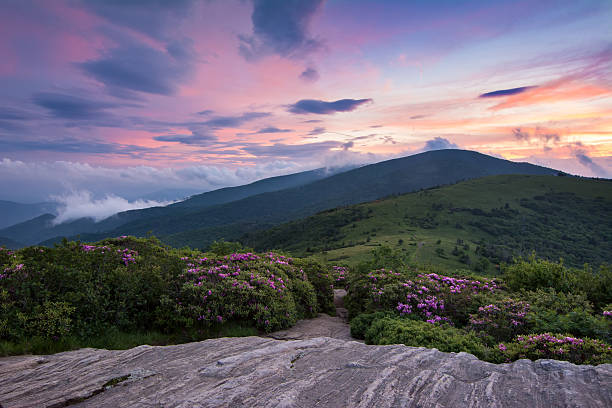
left=1, top=0, right=610, bottom=201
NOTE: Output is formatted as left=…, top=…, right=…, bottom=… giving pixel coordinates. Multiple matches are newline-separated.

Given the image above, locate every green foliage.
left=346, top=249, right=612, bottom=365
left=207, top=240, right=253, bottom=256
left=499, top=333, right=612, bottom=365
left=503, top=255, right=612, bottom=310
left=503, top=255, right=571, bottom=292
left=288, top=279, right=319, bottom=319
left=362, top=316, right=492, bottom=361
left=0, top=238, right=333, bottom=354
left=352, top=246, right=410, bottom=277
left=0, top=323, right=259, bottom=357
left=467, top=299, right=530, bottom=343
left=350, top=311, right=391, bottom=339
left=32, top=301, right=75, bottom=339
left=293, top=258, right=335, bottom=315
left=520, top=289, right=612, bottom=343
left=244, top=175, right=611, bottom=270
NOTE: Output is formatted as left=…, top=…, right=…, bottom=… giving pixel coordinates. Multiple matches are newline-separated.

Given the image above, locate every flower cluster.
left=499, top=332, right=612, bottom=365
left=468, top=298, right=530, bottom=341
left=81, top=244, right=110, bottom=253
left=366, top=268, right=403, bottom=283
left=117, top=248, right=138, bottom=265
left=419, top=273, right=499, bottom=294
left=0, top=248, right=15, bottom=255
left=81, top=244, right=138, bottom=266
left=1, top=263, right=24, bottom=279
left=174, top=251, right=323, bottom=330
left=228, top=252, right=260, bottom=262
left=517, top=333, right=587, bottom=346
left=390, top=273, right=498, bottom=325
left=349, top=268, right=500, bottom=326
left=469, top=299, right=529, bottom=327
left=332, top=266, right=348, bottom=283
left=265, top=252, right=292, bottom=265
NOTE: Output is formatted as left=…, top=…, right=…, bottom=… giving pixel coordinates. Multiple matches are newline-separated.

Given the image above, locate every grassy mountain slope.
left=242, top=175, right=612, bottom=269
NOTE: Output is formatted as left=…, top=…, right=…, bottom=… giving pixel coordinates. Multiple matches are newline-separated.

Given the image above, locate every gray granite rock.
left=1, top=336, right=611, bottom=408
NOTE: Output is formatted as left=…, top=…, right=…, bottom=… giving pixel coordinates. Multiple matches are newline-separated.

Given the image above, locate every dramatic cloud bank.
left=52, top=191, right=175, bottom=224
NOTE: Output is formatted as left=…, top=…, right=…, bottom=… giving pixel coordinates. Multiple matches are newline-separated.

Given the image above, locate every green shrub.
left=571, top=264, right=612, bottom=311
left=503, top=255, right=612, bottom=310
left=0, top=238, right=330, bottom=350
left=350, top=311, right=390, bottom=339
left=207, top=240, right=253, bottom=256
left=499, top=333, right=612, bottom=365
left=521, top=289, right=612, bottom=343
left=288, top=279, right=318, bottom=319
left=293, top=258, right=335, bottom=315
left=33, top=301, right=75, bottom=339
left=354, top=246, right=410, bottom=275
left=503, top=255, right=571, bottom=292
left=345, top=268, right=501, bottom=327
left=363, top=316, right=492, bottom=361
left=468, top=298, right=530, bottom=343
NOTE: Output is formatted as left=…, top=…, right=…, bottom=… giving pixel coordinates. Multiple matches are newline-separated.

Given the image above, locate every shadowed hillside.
left=0, top=167, right=336, bottom=246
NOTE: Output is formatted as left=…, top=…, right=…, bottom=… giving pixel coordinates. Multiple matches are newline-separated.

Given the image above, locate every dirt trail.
left=267, top=289, right=356, bottom=341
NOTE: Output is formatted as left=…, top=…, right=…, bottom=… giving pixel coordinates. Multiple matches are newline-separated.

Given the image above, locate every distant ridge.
left=0, top=167, right=339, bottom=246
left=27, top=149, right=560, bottom=249
left=0, top=200, right=57, bottom=229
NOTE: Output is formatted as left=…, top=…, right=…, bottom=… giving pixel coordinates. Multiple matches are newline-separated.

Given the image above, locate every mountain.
left=0, top=235, right=23, bottom=249
left=35, top=149, right=560, bottom=249
left=137, top=188, right=203, bottom=202
left=242, top=174, right=612, bottom=269
left=169, top=167, right=340, bottom=210
left=0, top=200, right=57, bottom=229
left=0, top=167, right=336, bottom=246
left=0, top=214, right=114, bottom=247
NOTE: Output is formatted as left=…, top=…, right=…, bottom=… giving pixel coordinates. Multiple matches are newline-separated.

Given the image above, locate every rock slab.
left=1, top=336, right=611, bottom=408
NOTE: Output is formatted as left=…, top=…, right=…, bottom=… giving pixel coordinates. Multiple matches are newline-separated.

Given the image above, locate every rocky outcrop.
left=1, top=336, right=611, bottom=408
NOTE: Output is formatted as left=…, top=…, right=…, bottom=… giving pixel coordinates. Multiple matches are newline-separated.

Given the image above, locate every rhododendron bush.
left=0, top=238, right=334, bottom=348
left=345, top=268, right=501, bottom=327
left=346, top=253, right=612, bottom=365
left=499, top=333, right=612, bottom=365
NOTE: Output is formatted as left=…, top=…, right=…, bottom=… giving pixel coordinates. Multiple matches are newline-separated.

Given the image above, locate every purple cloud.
left=423, top=137, right=458, bottom=151
left=479, top=86, right=536, bottom=98
left=288, top=98, right=373, bottom=114
left=32, top=93, right=120, bottom=120
left=239, top=0, right=324, bottom=59
left=255, top=126, right=293, bottom=134
left=300, top=67, right=320, bottom=82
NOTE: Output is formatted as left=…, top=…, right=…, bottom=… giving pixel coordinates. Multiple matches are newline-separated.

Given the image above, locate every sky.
left=1, top=0, right=611, bottom=209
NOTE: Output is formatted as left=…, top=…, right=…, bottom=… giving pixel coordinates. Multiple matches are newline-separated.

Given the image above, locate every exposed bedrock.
left=1, top=336, right=611, bottom=408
